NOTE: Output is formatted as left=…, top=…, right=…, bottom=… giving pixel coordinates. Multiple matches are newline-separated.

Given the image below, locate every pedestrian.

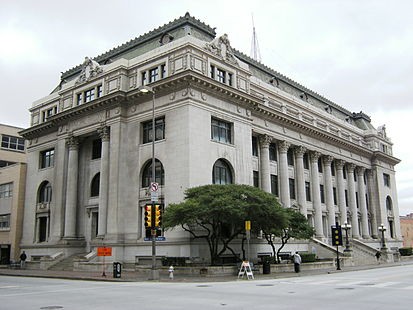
left=293, top=252, right=301, bottom=273
left=20, top=251, right=27, bottom=269
left=375, top=251, right=381, bottom=263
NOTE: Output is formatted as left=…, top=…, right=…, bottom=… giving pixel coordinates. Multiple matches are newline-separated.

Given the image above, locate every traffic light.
left=331, top=224, right=343, bottom=246
left=154, top=204, right=162, bottom=228
left=144, top=205, right=152, bottom=228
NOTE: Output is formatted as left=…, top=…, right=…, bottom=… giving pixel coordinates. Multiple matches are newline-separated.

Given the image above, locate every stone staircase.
left=48, top=253, right=88, bottom=271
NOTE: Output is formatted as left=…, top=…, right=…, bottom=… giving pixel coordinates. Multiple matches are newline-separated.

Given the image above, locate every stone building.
left=0, top=124, right=26, bottom=264
left=400, top=213, right=413, bottom=248
left=19, top=13, right=402, bottom=266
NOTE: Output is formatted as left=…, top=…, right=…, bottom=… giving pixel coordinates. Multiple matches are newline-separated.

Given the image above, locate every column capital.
left=98, top=125, right=110, bottom=141
left=322, top=155, right=334, bottom=166
left=278, top=140, right=290, bottom=153
left=66, top=134, right=79, bottom=150
left=347, top=163, right=356, bottom=173
left=294, top=145, right=307, bottom=158
left=259, top=134, right=272, bottom=148
left=357, top=166, right=366, bottom=176
left=309, top=151, right=321, bottom=163
left=335, top=159, right=346, bottom=170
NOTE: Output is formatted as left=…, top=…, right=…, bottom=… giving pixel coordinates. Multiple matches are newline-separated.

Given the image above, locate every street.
left=1, top=264, right=412, bottom=310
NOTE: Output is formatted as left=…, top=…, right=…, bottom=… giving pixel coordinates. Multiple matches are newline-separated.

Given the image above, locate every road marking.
left=0, top=286, right=19, bottom=289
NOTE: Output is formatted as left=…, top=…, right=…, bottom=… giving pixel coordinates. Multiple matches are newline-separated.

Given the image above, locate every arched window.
left=38, top=181, right=52, bottom=203
left=91, top=173, right=100, bottom=197
left=212, top=159, right=233, bottom=184
left=142, top=159, right=164, bottom=187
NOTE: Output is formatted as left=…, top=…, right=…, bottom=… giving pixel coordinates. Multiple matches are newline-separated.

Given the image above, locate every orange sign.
left=97, top=247, right=112, bottom=256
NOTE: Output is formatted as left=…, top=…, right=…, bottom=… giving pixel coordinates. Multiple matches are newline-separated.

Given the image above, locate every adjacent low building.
left=0, top=124, right=26, bottom=264
left=19, top=13, right=402, bottom=267
left=400, top=213, right=413, bottom=248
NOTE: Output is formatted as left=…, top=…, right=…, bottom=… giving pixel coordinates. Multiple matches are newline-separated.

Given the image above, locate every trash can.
left=263, top=261, right=271, bottom=274
left=113, top=262, right=122, bottom=278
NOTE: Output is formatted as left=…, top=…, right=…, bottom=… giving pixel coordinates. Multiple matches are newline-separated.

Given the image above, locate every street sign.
left=97, top=247, right=112, bottom=256
left=150, top=182, right=159, bottom=192
left=144, top=236, right=166, bottom=241
left=151, top=191, right=158, bottom=202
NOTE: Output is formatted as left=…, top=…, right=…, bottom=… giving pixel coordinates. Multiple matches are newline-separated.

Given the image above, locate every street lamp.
left=342, top=222, right=352, bottom=252
left=138, top=85, right=158, bottom=280
left=378, top=224, right=387, bottom=250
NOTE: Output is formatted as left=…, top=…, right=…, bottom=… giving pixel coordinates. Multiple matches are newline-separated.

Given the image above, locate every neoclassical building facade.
left=20, top=13, right=401, bottom=265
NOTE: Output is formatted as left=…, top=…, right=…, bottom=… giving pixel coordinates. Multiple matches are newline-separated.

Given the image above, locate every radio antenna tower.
left=250, top=14, right=261, bottom=62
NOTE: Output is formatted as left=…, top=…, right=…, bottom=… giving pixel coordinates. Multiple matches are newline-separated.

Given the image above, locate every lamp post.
left=138, top=85, right=158, bottom=280
left=378, top=224, right=387, bottom=250
left=342, top=222, right=352, bottom=252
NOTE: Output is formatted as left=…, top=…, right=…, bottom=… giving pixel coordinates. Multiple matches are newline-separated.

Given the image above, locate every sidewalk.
left=1, top=261, right=412, bottom=283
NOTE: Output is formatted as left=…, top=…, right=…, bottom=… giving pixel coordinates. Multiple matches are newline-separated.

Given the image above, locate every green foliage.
left=399, top=247, right=413, bottom=256
left=163, top=184, right=287, bottom=265
left=299, top=253, right=316, bottom=263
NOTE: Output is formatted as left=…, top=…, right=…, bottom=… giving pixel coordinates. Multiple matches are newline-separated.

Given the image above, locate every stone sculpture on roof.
left=205, top=34, right=238, bottom=65
left=76, top=57, right=103, bottom=85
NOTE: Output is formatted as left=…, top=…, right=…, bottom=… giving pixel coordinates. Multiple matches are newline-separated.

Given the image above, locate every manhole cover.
left=256, top=284, right=275, bottom=287
left=40, top=307, right=64, bottom=310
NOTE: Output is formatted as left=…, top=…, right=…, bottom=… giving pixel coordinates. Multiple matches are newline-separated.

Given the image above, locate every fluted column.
left=294, top=146, right=307, bottom=217
left=259, top=134, right=272, bottom=193
left=366, top=169, right=378, bottom=238
left=347, top=163, right=360, bottom=238
left=310, top=151, right=323, bottom=237
left=357, top=167, right=370, bottom=238
left=64, top=134, right=79, bottom=238
left=98, top=126, right=110, bottom=237
left=323, top=156, right=335, bottom=230
left=335, top=160, right=347, bottom=225
left=278, top=141, right=290, bottom=208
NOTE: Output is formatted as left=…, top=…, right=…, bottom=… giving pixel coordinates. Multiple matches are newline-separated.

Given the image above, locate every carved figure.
left=76, top=57, right=103, bottom=84
left=205, top=34, right=238, bottom=65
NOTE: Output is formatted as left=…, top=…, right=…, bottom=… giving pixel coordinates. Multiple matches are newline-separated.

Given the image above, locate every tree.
left=163, top=184, right=288, bottom=265
left=263, top=207, right=315, bottom=262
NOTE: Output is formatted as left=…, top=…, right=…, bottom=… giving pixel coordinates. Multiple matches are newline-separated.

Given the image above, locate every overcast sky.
left=1, top=0, right=412, bottom=216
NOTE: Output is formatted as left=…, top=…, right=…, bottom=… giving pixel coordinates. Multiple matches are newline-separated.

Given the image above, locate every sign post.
left=97, top=246, right=112, bottom=277
left=245, top=220, right=251, bottom=262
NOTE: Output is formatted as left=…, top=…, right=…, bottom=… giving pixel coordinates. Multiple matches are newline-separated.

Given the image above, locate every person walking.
left=19, top=251, right=27, bottom=269
left=293, top=252, right=301, bottom=273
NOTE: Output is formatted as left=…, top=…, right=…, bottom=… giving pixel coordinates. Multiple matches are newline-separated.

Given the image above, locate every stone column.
left=310, top=151, right=323, bottom=237
left=335, top=160, right=347, bottom=225
left=357, top=167, right=370, bottom=238
left=259, top=134, right=272, bottom=193
left=64, top=134, right=79, bottom=238
left=347, top=163, right=360, bottom=238
left=366, top=170, right=379, bottom=238
left=294, top=146, right=307, bottom=217
left=323, top=156, right=336, bottom=230
left=278, top=141, right=290, bottom=208
left=97, top=126, right=110, bottom=237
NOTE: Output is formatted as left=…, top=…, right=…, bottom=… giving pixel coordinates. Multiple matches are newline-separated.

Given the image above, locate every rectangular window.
left=1, top=135, right=25, bottom=151
left=318, top=158, right=323, bottom=173
left=211, top=118, right=232, bottom=144
left=0, top=214, right=10, bottom=229
left=149, top=67, right=159, bottom=83
left=97, top=85, right=103, bottom=98
left=161, top=64, right=166, bottom=79
left=141, top=71, right=147, bottom=85
left=228, top=73, right=233, bottom=86
left=77, top=93, right=83, bottom=105
left=320, top=184, right=325, bottom=203
left=383, top=173, right=390, bottom=187
left=92, top=139, right=102, bottom=159
left=345, top=190, right=348, bottom=207
left=271, top=174, right=278, bottom=196
left=331, top=161, right=335, bottom=176
left=356, top=192, right=359, bottom=208
left=253, top=171, right=259, bottom=187
left=343, top=166, right=347, bottom=179
left=333, top=187, right=337, bottom=205
left=287, top=149, right=294, bottom=166
left=217, top=68, right=226, bottom=83
left=0, top=183, right=13, bottom=198
left=84, top=88, right=95, bottom=102
left=40, top=149, right=55, bottom=169
left=305, top=181, right=311, bottom=201
left=289, top=178, right=296, bottom=199
left=303, top=153, right=309, bottom=169
left=210, top=65, right=215, bottom=79
left=252, top=136, right=258, bottom=157
left=269, top=143, right=277, bottom=161
left=142, top=117, right=165, bottom=144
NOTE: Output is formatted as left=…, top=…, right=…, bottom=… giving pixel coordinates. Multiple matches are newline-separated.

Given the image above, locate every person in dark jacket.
left=20, top=251, right=27, bottom=269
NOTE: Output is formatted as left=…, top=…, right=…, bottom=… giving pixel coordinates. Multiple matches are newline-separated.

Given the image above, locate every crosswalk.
left=282, top=277, right=413, bottom=290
